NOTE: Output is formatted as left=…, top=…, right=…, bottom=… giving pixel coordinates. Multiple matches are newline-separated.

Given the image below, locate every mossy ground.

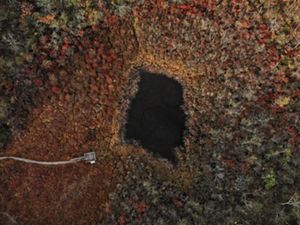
left=0, top=0, right=300, bottom=224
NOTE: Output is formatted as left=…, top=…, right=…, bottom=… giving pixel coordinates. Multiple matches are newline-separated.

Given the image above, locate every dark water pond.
left=125, top=70, right=186, bottom=163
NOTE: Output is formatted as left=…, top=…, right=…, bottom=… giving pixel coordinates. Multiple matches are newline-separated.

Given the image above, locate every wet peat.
left=125, top=70, right=186, bottom=163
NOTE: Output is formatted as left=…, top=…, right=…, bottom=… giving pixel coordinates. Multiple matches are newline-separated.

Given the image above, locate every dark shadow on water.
left=125, top=70, right=186, bottom=164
